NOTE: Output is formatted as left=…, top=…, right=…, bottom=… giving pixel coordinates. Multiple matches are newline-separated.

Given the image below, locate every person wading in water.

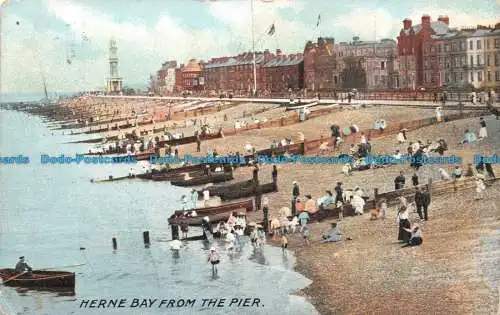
left=207, top=247, right=220, bottom=275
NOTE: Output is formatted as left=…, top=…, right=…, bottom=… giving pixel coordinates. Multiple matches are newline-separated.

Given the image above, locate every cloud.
left=408, top=7, right=499, bottom=29
left=333, top=8, right=399, bottom=41
left=2, top=0, right=498, bottom=93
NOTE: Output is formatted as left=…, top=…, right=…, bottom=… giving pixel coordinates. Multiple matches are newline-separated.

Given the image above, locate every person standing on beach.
left=397, top=206, right=411, bottom=243
left=291, top=181, right=300, bottom=216
left=272, top=165, right=278, bottom=183
left=334, top=182, right=343, bottom=204
left=394, top=171, right=405, bottom=190
left=421, top=187, right=430, bottom=221
left=190, top=189, right=198, bottom=209
left=412, top=173, right=419, bottom=186
left=478, top=117, right=488, bottom=139
left=253, top=165, right=259, bottom=183
left=414, top=187, right=424, bottom=220
left=196, top=134, right=201, bottom=152
left=485, top=163, right=495, bottom=179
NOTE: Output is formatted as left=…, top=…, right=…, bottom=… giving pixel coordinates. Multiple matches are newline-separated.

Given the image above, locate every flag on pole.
left=267, top=23, right=275, bottom=36
left=316, top=14, right=321, bottom=27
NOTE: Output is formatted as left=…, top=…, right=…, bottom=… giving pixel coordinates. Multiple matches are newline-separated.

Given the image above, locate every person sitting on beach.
left=318, top=191, right=335, bottom=210
left=321, top=222, right=343, bottom=243
left=401, top=224, right=423, bottom=247
left=296, top=198, right=305, bottom=212
left=280, top=216, right=290, bottom=234
left=452, top=166, right=462, bottom=179
left=270, top=217, right=281, bottom=236
left=461, top=129, right=477, bottom=144
left=342, top=163, right=352, bottom=176
left=290, top=216, right=299, bottom=233
left=298, top=211, right=310, bottom=231
left=15, top=256, right=32, bottom=275
left=304, top=195, right=318, bottom=214
left=439, top=168, right=452, bottom=180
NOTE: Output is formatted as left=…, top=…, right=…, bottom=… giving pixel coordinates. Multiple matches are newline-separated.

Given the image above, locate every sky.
left=0, top=0, right=498, bottom=93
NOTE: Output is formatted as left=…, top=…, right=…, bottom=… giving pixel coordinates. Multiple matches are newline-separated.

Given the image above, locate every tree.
left=122, top=86, right=135, bottom=95
left=340, top=57, right=367, bottom=89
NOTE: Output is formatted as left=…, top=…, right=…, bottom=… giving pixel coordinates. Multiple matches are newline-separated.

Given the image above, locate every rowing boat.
left=0, top=269, right=75, bottom=288
left=170, top=171, right=233, bottom=187
left=171, top=198, right=254, bottom=218
left=219, top=181, right=277, bottom=201
left=169, top=208, right=247, bottom=226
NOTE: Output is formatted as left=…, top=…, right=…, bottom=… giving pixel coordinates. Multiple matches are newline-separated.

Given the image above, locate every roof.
left=182, top=59, right=201, bottom=73
left=204, top=53, right=266, bottom=69
left=402, top=21, right=450, bottom=36
left=429, top=27, right=498, bottom=40
left=264, top=55, right=303, bottom=67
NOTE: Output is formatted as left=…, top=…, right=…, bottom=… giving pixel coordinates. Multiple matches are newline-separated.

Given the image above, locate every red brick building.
left=181, top=59, right=203, bottom=91
left=397, top=14, right=450, bottom=89
left=203, top=51, right=273, bottom=96
left=175, top=66, right=183, bottom=92
left=262, top=51, right=304, bottom=94
left=303, top=37, right=337, bottom=92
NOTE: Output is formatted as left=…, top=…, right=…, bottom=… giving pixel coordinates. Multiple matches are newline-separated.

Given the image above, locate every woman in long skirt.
left=397, top=206, right=411, bottom=242
left=478, top=117, right=488, bottom=139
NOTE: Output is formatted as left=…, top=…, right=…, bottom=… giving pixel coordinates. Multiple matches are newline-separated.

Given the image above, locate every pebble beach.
left=30, top=96, right=500, bottom=314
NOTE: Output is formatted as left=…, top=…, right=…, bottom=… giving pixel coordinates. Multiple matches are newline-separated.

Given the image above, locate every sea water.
left=0, top=108, right=319, bottom=315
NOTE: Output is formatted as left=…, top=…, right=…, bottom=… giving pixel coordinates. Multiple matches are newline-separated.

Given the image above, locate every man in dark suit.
left=414, top=187, right=424, bottom=220
left=421, top=187, right=431, bottom=221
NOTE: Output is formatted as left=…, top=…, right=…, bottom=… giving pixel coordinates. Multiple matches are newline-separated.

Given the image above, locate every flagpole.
left=251, top=0, right=257, bottom=97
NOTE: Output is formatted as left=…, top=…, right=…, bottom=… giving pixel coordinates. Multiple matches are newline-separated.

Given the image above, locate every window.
left=487, top=71, right=491, bottom=82
left=486, top=39, right=490, bottom=49
left=438, top=44, right=442, bottom=53
left=478, top=71, right=482, bottom=81
left=445, top=73, right=450, bottom=82
left=471, top=72, right=474, bottom=82
left=453, top=72, right=457, bottom=82
left=470, top=55, right=474, bottom=66
left=460, top=72, right=464, bottom=82
left=487, top=54, right=491, bottom=66
left=477, top=40, right=481, bottom=50
left=496, top=71, right=500, bottom=82
left=496, top=39, right=500, bottom=49
left=459, top=41, right=464, bottom=51
left=477, top=55, right=481, bottom=65
left=381, top=61, right=385, bottom=70
left=469, top=41, right=473, bottom=50
left=444, top=56, right=450, bottom=68
left=444, top=44, right=449, bottom=52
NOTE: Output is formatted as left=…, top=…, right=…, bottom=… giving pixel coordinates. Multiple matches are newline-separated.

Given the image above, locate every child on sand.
left=303, top=227, right=311, bottom=245
left=281, top=235, right=288, bottom=252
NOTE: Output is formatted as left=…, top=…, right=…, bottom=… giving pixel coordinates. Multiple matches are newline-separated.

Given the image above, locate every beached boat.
left=169, top=208, right=248, bottom=226
left=196, top=179, right=254, bottom=196
left=151, top=170, right=206, bottom=182
left=285, top=101, right=319, bottom=111
left=219, top=181, right=277, bottom=201
left=157, top=132, right=222, bottom=147
left=170, top=171, right=233, bottom=187
left=168, top=198, right=254, bottom=224
left=0, top=269, right=75, bottom=288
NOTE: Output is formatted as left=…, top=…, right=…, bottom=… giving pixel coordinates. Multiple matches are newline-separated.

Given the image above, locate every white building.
left=165, top=68, right=176, bottom=92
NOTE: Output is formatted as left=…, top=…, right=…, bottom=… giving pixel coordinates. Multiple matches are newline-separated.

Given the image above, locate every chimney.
left=276, top=49, right=282, bottom=56
left=403, top=18, right=412, bottom=30
left=421, top=14, right=431, bottom=28
left=438, top=15, right=449, bottom=25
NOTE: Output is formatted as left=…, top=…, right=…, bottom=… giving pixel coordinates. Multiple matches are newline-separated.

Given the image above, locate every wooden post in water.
left=171, top=224, right=179, bottom=240
left=112, top=237, right=117, bottom=250
left=143, top=231, right=150, bottom=248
